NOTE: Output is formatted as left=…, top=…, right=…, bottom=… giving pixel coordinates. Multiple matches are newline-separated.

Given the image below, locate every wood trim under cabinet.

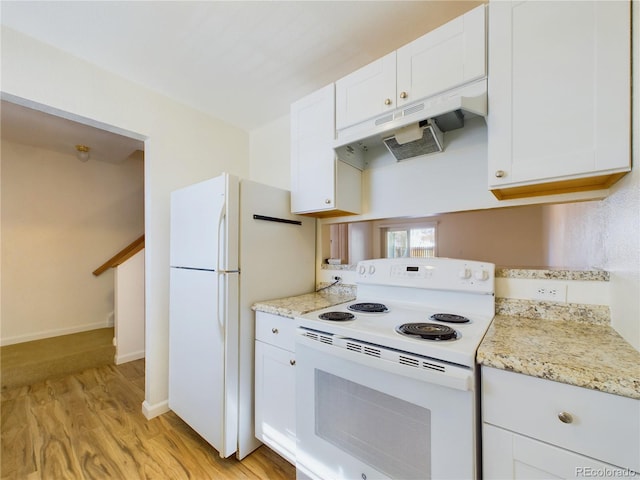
left=491, top=171, right=629, bottom=200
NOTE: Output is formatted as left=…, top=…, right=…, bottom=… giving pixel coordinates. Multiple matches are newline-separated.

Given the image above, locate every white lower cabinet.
left=483, top=424, right=626, bottom=479
left=482, top=367, right=640, bottom=479
left=255, top=312, right=296, bottom=464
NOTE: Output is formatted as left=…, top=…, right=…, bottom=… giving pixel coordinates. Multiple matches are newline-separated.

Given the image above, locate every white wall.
left=114, top=248, right=145, bottom=364
left=1, top=26, right=250, bottom=417
left=1, top=140, right=144, bottom=345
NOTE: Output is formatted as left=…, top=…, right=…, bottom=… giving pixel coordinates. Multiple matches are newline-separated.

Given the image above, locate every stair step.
left=1, top=328, right=115, bottom=391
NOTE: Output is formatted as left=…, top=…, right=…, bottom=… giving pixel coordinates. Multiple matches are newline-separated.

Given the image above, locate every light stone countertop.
left=496, top=267, right=609, bottom=281
left=252, top=288, right=356, bottom=319
left=477, top=314, right=640, bottom=400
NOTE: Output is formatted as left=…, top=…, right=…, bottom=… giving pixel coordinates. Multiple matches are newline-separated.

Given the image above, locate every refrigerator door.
left=170, top=173, right=239, bottom=271
left=168, top=267, right=239, bottom=457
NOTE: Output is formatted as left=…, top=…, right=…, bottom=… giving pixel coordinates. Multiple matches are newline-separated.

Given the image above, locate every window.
left=384, top=224, right=436, bottom=258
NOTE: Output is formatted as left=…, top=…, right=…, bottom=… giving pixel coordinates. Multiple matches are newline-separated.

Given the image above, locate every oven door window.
left=315, top=370, right=431, bottom=479
left=296, top=337, right=476, bottom=480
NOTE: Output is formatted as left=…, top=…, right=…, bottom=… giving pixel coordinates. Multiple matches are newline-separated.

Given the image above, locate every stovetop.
left=296, top=258, right=496, bottom=368
left=297, top=300, right=493, bottom=368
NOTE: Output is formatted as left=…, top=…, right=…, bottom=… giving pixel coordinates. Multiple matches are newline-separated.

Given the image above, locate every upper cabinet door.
left=396, top=4, right=486, bottom=108
left=291, top=84, right=362, bottom=217
left=291, top=84, right=336, bottom=214
left=335, top=52, right=396, bottom=130
left=488, top=0, right=631, bottom=199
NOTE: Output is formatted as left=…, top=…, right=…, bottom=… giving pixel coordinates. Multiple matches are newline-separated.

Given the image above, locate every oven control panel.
left=355, top=258, right=495, bottom=294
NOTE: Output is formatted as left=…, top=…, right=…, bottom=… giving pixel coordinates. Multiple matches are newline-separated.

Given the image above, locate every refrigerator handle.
left=217, top=200, right=226, bottom=329
left=216, top=199, right=226, bottom=272
left=217, top=271, right=226, bottom=329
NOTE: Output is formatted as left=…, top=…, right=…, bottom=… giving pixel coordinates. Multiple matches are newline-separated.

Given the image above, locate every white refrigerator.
left=169, top=173, right=315, bottom=459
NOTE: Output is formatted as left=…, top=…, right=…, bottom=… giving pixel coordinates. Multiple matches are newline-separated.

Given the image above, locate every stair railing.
left=93, top=235, right=145, bottom=276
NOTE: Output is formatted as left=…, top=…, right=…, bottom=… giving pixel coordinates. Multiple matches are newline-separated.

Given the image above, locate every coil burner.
left=348, top=302, right=389, bottom=313
left=395, top=322, right=458, bottom=341
left=430, top=313, right=470, bottom=324
left=318, top=311, right=355, bottom=322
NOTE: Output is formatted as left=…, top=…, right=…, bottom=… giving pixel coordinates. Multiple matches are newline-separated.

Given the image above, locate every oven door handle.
left=296, top=333, right=473, bottom=392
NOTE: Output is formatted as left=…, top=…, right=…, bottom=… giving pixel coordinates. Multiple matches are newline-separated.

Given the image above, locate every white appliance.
left=169, top=172, right=315, bottom=459
left=295, top=257, right=495, bottom=480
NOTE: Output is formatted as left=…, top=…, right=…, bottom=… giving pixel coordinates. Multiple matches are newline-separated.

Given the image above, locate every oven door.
left=295, top=330, right=478, bottom=480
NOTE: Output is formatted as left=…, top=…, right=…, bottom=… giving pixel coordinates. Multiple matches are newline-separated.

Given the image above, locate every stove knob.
left=474, top=270, right=489, bottom=281
left=368, top=265, right=376, bottom=275
left=358, top=265, right=366, bottom=275
left=458, top=268, right=471, bottom=279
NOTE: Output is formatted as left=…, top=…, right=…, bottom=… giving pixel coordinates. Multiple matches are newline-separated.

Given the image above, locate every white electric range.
left=295, top=257, right=495, bottom=480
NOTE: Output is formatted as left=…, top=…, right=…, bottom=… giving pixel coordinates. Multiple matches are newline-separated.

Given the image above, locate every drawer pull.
left=558, top=411, right=573, bottom=424
left=271, top=328, right=279, bottom=334
left=290, top=359, right=296, bottom=366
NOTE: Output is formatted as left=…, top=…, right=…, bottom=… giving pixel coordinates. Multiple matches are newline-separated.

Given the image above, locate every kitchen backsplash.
left=320, top=265, right=610, bottom=325
left=495, top=268, right=610, bottom=325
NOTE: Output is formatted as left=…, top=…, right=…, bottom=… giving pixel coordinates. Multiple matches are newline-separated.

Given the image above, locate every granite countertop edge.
left=477, top=314, right=640, bottom=400
left=252, top=290, right=356, bottom=318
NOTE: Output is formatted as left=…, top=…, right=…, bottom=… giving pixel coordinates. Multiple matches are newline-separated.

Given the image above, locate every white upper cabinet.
left=396, top=4, right=486, bottom=108
left=335, top=52, right=396, bottom=131
left=336, top=4, right=486, bottom=132
left=487, top=0, right=631, bottom=200
left=291, top=84, right=361, bottom=216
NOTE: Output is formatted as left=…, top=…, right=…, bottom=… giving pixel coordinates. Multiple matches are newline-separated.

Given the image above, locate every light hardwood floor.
left=1, top=359, right=295, bottom=479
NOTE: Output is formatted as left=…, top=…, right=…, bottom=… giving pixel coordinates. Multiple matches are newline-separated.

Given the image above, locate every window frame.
left=379, top=221, right=438, bottom=259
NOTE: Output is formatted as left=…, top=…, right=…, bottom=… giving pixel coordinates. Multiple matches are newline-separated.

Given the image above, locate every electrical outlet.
left=333, top=276, right=342, bottom=282
left=534, top=284, right=568, bottom=303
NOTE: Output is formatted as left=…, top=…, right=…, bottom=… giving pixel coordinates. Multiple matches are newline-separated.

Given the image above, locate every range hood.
left=335, top=79, right=487, bottom=167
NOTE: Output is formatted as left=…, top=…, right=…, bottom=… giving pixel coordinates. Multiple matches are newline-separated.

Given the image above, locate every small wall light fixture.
left=75, top=144, right=90, bottom=162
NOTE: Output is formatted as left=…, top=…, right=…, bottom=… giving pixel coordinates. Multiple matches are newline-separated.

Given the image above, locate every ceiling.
left=1, top=100, right=145, bottom=164
left=0, top=0, right=482, bottom=160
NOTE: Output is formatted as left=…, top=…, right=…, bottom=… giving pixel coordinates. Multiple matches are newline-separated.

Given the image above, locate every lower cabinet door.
left=483, top=423, right=632, bottom=479
left=255, top=340, right=296, bottom=464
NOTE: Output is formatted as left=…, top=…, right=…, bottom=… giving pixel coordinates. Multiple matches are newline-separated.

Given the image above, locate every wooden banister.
left=93, top=235, right=145, bottom=276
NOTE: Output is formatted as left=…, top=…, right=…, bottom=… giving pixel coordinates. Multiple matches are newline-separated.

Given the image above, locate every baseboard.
left=1, top=322, right=114, bottom=346
left=142, top=399, right=170, bottom=420
left=115, top=350, right=145, bottom=365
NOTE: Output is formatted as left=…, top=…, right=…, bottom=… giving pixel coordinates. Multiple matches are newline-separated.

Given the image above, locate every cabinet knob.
left=495, top=170, right=506, bottom=178
left=557, top=411, right=573, bottom=424
left=289, top=359, right=296, bottom=366
left=384, top=98, right=392, bottom=106
left=399, top=91, right=408, bottom=99
left=324, top=198, right=331, bottom=204
left=271, top=328, right=279, bottom=334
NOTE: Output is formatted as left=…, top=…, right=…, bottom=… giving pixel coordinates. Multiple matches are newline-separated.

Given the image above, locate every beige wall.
left=431, top=206, right=545, bottom=266
left=1, top=140, right=144, bottom=345
left=1, top=26, right=250, bottom=416
left=249, top=115, right=291, bottom=191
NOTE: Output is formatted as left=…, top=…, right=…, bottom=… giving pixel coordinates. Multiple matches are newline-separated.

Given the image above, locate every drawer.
left=482, top=366, right=640, bottom=472
left=255, top=312, right=296, bottom=351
